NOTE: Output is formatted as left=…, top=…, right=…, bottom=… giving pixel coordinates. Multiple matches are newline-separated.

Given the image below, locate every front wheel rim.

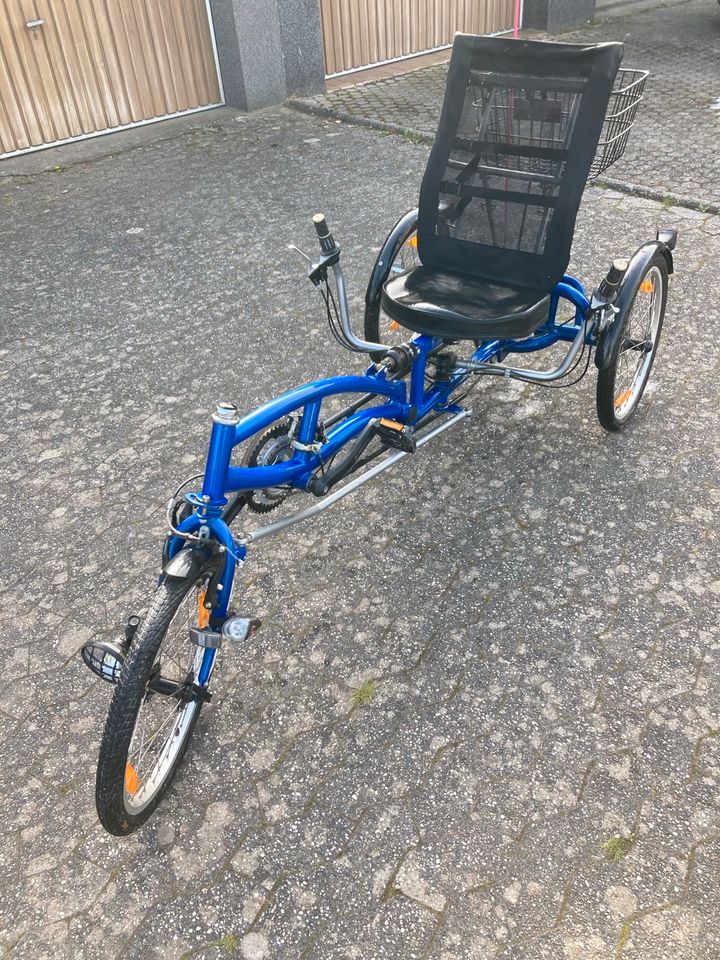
left=612, top=265, right=663, bottom=422
left=123, top=589, right=210, bottom=815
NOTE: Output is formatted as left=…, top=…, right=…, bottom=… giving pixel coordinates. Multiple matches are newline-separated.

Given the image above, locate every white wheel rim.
left=613, top=265, right=663, bottom=422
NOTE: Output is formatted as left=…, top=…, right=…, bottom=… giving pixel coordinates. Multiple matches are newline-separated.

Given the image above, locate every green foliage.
left=618, top=918, right=633, bottom=950
left=215, top=934, right=239, bottom=952
left=603, top=833, right=635, bottom=861
left=350, top=678, right=377, bottom=707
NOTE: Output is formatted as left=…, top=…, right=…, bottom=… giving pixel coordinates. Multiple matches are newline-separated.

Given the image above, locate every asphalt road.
left=1, top=79, right=720, bottom=960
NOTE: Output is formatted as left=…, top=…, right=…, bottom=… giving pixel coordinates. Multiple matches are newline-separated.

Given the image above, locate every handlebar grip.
left=597, top=257, right=629, bottom=301
left=313, top=213, right=338, bottom=254
left=606, top=258, right=629, bottom=287
left=313, top=213, right=330, bottom=239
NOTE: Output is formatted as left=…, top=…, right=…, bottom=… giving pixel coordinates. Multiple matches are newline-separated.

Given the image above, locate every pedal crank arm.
left=308, top=419, right=380, bottom=497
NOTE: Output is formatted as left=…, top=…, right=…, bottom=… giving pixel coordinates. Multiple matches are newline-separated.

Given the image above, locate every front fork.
left=164, top=403, right=248, bottom=684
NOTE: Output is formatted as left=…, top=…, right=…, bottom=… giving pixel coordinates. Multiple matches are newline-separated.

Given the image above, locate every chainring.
left=243, top=420, right=295, bottom=514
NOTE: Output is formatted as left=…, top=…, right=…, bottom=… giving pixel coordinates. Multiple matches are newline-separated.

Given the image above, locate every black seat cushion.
left=382, top=266, right=550, bottom=341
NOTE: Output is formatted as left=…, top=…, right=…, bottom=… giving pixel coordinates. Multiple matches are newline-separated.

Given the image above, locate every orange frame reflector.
left=198, top=590, right=210, bottom=629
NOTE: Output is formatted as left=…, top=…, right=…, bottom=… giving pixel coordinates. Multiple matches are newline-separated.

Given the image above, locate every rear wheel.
left=96, top=576, right=214, bottom=835
left=364, top=224, right=420, bottom=361
left=596, top=255, right=667, bottom=432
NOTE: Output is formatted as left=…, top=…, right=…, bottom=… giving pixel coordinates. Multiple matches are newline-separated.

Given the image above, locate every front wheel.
left=596, top=254, right=668, bottom=432
left=96, top=577, right=215, bottom=835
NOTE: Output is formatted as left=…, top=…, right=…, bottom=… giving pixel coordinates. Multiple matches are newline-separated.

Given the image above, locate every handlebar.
left=313, top=213, right=339, bottom=255
left=308, top=212, right=390, bottom=355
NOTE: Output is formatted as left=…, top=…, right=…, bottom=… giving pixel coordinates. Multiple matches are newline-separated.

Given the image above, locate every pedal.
left=376, top=418, right=416, bottom=453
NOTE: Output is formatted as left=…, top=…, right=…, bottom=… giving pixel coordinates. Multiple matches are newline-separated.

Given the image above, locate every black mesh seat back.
left=418, top=36, right=623, bottom=292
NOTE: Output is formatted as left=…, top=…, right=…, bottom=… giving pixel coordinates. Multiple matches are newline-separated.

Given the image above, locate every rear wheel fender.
left=595, top=241, right=670, bottom=371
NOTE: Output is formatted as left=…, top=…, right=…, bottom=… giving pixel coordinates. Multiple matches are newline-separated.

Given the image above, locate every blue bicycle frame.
left=166, top=273, right=591, bottom=689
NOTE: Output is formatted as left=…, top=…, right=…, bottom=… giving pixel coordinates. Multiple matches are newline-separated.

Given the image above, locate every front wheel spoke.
left=129, top=701, right=183, bottom=771
left=617, top=354, right=635, bottom=392
left=134, top=711, right=148, bottom=773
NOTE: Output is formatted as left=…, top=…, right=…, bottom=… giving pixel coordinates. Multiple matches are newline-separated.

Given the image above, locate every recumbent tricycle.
left=82, top=35, right=677, bottom=834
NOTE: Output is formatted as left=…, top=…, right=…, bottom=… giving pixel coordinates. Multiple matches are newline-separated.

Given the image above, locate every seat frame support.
left=455, top=281, right=595, bottom=383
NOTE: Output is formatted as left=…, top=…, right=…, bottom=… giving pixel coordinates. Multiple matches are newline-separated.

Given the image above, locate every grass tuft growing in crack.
left=350, top=678, right=377, bottom=707
left=616, top=918, right=633, bottom=957
left=213, top=933, right=239, bottom=952
left=603, top=833, right=635, bottom=862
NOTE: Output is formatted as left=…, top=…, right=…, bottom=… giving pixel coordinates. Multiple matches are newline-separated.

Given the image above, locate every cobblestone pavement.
left=293, top=0, right=720, bottom=208
left=2, top=101, right=720, bottom=960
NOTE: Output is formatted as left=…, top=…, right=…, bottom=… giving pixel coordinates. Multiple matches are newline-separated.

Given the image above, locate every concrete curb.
left=592, top=176, right=719, bottom=215
left=289, top=97, right=423, bottom=140
left=288, top=97, right=719, bottom=216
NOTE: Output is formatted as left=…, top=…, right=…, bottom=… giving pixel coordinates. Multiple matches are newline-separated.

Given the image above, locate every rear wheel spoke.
left=597, top=258, right=667, bottom=431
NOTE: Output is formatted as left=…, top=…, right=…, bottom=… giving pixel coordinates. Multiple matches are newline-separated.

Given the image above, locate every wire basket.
left=589, top=67, right=648, bottom=178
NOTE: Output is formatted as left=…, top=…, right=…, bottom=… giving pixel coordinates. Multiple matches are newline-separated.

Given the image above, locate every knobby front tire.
left=96, top=577, right=211, bottom=835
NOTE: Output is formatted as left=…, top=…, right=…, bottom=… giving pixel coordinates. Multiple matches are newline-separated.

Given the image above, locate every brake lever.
left=308, top=248, right=341, bottom=286
left=288, top=243, right=312, bottom=264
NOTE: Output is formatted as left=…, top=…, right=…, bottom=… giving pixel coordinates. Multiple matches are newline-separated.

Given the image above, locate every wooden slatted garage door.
left=321, top=0, right=517, bottom=77
left=0, top=0, right=223, bottom=157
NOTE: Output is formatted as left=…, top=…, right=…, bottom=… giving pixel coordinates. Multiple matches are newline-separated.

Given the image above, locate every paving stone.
left=1, top=32, right=719, bottom=957
left=293, top=0, right=719, bottom=208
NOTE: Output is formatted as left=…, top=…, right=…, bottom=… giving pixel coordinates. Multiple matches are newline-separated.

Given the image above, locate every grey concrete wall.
left=523, top=0, right=596, bottom=30
left=208, top=0, right=325, bottom=112
left=277, top=0, right=326, bottom=98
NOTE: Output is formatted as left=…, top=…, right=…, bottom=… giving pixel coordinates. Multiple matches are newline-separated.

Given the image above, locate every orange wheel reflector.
left=198, top=590, right=210, bottom=629
left=406, top=235, right=418, bottom=248
left=640, top=279, right=655, bottom=293
left=388, top=320, right=401, bottom=331
left=615, top=389, right=632, bottom=409
left=125, top=763, right=140, bottom=795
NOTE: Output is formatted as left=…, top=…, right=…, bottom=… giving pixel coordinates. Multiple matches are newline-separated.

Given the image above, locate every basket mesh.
left=589, top=67, right=648, bottom=178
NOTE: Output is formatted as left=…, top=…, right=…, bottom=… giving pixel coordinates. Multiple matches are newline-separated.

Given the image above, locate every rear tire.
left=596, top=254, right=667, bottom=432
left=96, top=577, right=212, bottom=835
left=364, top=222, right=420, bottom=362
